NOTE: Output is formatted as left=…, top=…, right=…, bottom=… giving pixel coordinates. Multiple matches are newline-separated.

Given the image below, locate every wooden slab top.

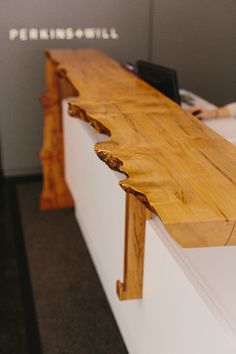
left=48, top=48, right=236, bottom=247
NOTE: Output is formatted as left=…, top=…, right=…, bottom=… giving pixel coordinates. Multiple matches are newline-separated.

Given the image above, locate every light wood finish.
left=117, top=193, right=146, bottom=300
left=45, top=49, right=236, bottom=248
left=40, top=54, right=77, bottom=209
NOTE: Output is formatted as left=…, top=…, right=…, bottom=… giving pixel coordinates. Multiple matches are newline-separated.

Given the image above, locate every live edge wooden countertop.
left=47, top=48, right=236, bottom=248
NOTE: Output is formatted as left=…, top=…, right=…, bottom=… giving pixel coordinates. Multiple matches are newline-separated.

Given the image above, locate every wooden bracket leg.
left=40, top=56, right=74, bottom=210
left=117, top=193, right=146, bottom=300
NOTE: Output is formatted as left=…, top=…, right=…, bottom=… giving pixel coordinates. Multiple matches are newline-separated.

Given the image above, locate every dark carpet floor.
left=0, top=177, right=39, bottom=354
left=0, top=178, right=127, bottom=354
left=0, top=177, right=27, bottom=354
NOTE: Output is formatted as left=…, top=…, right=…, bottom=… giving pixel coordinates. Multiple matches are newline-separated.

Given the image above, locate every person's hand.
left=186, top=105, right=218, bottom=120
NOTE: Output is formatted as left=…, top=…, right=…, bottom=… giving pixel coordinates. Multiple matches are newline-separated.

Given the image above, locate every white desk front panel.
left=63, top=100, right=236, bottom=354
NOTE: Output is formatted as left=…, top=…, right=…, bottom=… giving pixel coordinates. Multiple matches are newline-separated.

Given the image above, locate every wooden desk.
left=40, top=48, right=236, bottom=300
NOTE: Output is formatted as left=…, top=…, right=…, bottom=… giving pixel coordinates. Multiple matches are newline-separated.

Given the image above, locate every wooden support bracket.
left=40, top=56, right=77, bottom=210
left=117, top=193, right=147, bottom=300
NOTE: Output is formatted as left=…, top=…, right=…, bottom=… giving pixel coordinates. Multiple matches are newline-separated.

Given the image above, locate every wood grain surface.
left=47, top=48, right=236, bottom=247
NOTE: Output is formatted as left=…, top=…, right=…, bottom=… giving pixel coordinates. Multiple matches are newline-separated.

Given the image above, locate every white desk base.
left=63, top=100, right=236, bottom=354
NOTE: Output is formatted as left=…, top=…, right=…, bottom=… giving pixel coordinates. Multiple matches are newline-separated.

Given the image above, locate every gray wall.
left=0, top=0, right=150, bottom=175
left=151, top=0, right=236, bottom=106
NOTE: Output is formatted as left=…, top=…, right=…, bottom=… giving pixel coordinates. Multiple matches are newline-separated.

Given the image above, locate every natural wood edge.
left=120, top=185, right=156, bottom=213
left=46, top=50, right=80, bottom=98
left=68, top=101, right=156, bottom=214
left=68, top=102, right=111, bottom=136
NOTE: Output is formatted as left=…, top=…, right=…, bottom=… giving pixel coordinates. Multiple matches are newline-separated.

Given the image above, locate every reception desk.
left=40, top=49, right=236, bottom=353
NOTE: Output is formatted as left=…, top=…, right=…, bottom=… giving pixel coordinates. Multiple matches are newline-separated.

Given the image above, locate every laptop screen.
left=136, top=60, right=181, bottom=105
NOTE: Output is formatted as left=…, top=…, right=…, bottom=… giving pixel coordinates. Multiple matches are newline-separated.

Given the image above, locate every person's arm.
left=187, top=103, right=235, bottom=120
left=225, top=102, right=236, bottom=118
